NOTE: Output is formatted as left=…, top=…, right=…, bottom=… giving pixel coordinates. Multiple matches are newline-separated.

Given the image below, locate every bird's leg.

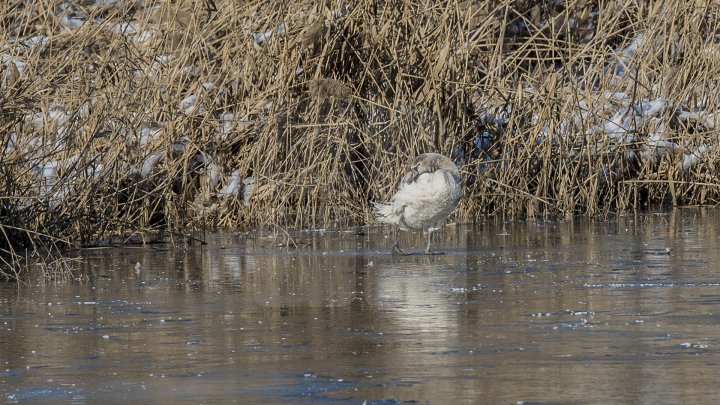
left=423, top=229, right=445, bottom=255
left=392, top=225, right=406, bottom=255
left=423, top=229, right=432, bottom=254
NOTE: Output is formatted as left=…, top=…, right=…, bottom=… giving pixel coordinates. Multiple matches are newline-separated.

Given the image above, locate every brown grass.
left=2, top=0, right=720, bottom=278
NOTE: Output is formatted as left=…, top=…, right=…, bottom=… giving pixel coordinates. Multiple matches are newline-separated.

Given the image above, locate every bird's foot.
left=422, top=250, right=445, bottom=255
left=392, top=243, right=407, bottom=255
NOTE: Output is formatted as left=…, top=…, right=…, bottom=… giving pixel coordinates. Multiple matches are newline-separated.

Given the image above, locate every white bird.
left=373, top=153, right=462, bottom=254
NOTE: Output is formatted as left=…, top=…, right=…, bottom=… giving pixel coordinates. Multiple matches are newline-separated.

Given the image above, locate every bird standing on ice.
left=373, top=153, right=462, bottom=254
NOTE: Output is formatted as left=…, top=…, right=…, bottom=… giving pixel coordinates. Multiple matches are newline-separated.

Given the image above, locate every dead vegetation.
left=2, top=0, right=720, bottom=278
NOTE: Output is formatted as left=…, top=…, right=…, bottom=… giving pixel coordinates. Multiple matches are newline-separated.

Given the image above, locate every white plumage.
left=373, top=153, right=462, bottom=254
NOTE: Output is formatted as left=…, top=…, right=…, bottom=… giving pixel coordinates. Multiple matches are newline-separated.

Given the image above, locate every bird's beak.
left=403, top=167, right=419, bottom=184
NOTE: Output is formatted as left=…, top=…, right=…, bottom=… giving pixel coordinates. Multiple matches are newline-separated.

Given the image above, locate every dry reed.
left=2, top=0, right=720, bottom=278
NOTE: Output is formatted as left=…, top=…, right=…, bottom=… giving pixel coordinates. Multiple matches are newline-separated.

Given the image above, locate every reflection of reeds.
left=2, top=0, right=720, bottom=278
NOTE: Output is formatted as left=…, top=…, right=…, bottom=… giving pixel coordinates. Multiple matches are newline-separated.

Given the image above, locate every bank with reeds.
left=2, top=0, right=720, bottom=276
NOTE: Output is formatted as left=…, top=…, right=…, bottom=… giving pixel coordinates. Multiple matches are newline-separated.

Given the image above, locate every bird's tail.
left=372, top=202, right=395, bottom=225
